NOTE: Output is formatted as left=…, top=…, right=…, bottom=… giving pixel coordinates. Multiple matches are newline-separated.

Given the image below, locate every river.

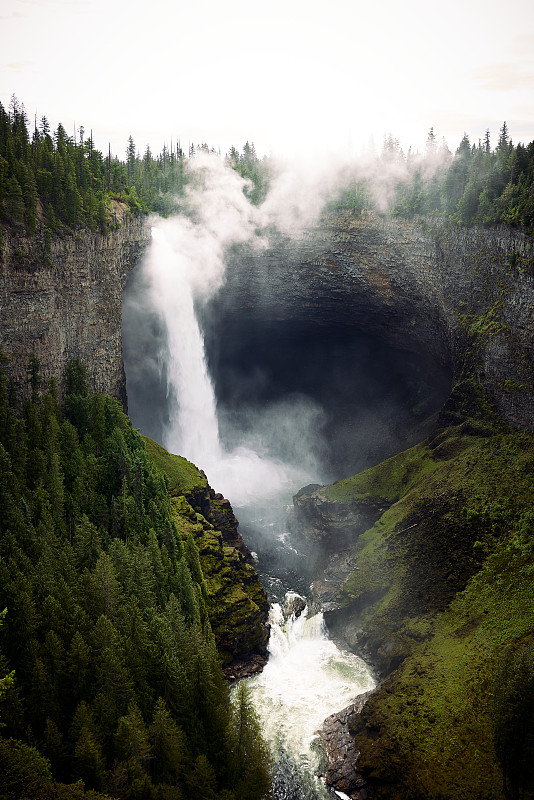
left=235, top=497, right=375, bottom=799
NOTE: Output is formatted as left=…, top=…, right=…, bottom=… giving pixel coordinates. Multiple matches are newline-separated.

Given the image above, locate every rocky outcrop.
left=317, top=695, right=373, bottom=800
left=292, top=483, right=389, bottom=549
left=177, top=487, right=270, bottom=674
left=206, top=490, right=255, bottom=564
left=0, top=205, right=150, bottom=406
left=142, top=436, right=270, bottom=673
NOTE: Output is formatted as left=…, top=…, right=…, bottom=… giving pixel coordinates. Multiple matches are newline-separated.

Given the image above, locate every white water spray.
left=144, top=158, right=319, bottom=505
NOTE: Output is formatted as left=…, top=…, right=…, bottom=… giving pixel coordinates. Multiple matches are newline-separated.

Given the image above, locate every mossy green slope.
left=143, top=437, right=269, bottom=667
left=320, top=384, right=534, bottom=798
left=143, top=436, right=209, bottom=496
left=350, top=511, right=534, bottom=799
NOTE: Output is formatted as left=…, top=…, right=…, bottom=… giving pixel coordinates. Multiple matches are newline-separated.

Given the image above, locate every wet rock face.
left=292, top=484, right=387, bottom=549
left=0, top=208, right=150, bottom=405
left=122, top=211, right=532, bottom=480
left=3, top=209, right=532, bottom=441
left=172, top=487, right=270, bottom=670
left=207, top=213, right=451, bottom=364
left=288, top=483, right=389, bottom=593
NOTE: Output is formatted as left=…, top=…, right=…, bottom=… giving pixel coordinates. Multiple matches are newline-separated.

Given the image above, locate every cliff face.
left=2, top=208, right=531, bottom=431
left=214, top=213, right=533, bottom=432
left=0, top=205, right=150, bottom=406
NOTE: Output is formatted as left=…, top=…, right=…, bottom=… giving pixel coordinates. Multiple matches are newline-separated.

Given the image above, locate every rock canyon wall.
left=216, top=212, right=533, bottom=432
left=0, top=204, right=150, bottom=405
left=2, top=208, right=531, bottom=435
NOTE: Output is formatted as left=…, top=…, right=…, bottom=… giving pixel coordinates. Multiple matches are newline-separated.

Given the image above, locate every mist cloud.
left=132, top=154, right=333, bottom=506
left=157, top=155, right=267, bottom=298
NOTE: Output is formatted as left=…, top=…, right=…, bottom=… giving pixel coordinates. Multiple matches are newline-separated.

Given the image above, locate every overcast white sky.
left=1, top=0, right=534, bottom=161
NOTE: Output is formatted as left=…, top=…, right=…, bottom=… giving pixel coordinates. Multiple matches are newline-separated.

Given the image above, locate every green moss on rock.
left=145, top=440, right=269, bottom=668
left=143, top=436, right=208, bottom=495
left=351, top=512, right=534, bottom=798
left=340, top=424, right=534, bottom=661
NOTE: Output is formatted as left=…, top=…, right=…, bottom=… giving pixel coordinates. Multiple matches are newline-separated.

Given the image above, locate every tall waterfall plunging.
left=147, top=221, right=315, bottom=505
left=150, top=226, right=221, bottom=466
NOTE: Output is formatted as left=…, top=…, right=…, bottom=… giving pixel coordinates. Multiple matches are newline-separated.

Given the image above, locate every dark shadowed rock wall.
left=208, top=212, right=533, bottom=432
left=2, top=206, right=531, bottom=442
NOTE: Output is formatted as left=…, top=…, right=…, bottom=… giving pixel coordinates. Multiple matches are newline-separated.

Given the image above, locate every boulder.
left=317, top=694, right=373, bottom=799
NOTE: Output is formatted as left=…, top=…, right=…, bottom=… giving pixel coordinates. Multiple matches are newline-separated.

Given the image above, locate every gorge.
left=1, top=181, right=534, bottom=799
left=124, top=208, right=534, bottom=477
left=123, top=202, right=534, bottom=799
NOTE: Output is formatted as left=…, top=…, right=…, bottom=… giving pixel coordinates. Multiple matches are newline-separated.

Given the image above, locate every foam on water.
left=247, top=597, right=375, bottom=766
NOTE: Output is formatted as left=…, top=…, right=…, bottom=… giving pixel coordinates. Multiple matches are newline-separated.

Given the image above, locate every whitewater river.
left=234, top=499, right=376, bottom=800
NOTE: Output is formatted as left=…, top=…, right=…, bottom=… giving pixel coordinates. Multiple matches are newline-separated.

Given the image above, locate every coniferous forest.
left=0, top=95, right=271, bottom=234
left=0, top=355, right=271, bottom=800
left=331, top=125, right=534, bottom=228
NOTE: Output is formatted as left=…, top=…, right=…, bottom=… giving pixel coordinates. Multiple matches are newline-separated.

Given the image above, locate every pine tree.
left=229, top=682, right=272, bottom=800
left=126, top=136, right=137, bottom=185
left=0, top=609, right=15, bottom=707
left=70, top=701, right=105, bottom=789
left=115, top=699, right=151, bottom=766
left=150, top=696, right=187, bottom=786
left=5, top=175, right=25, bottom=223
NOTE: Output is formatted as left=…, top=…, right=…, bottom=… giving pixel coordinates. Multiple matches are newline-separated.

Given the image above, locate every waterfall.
left=146, top=220, right=315, bottom=506
left=149, top=226, right=223, bottom=467
left=245, top=594, right=375, bottom=797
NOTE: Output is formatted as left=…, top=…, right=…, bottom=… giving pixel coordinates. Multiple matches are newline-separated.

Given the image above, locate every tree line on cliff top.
left=329, top=123, right=534, bottom=229
left=0, top=353, right=271, bottom=800
left=0, top=95, right=269, bottom=234
left=391, top=123, right=534, bottom=228
left=1, top=94, right=534, bottom=235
